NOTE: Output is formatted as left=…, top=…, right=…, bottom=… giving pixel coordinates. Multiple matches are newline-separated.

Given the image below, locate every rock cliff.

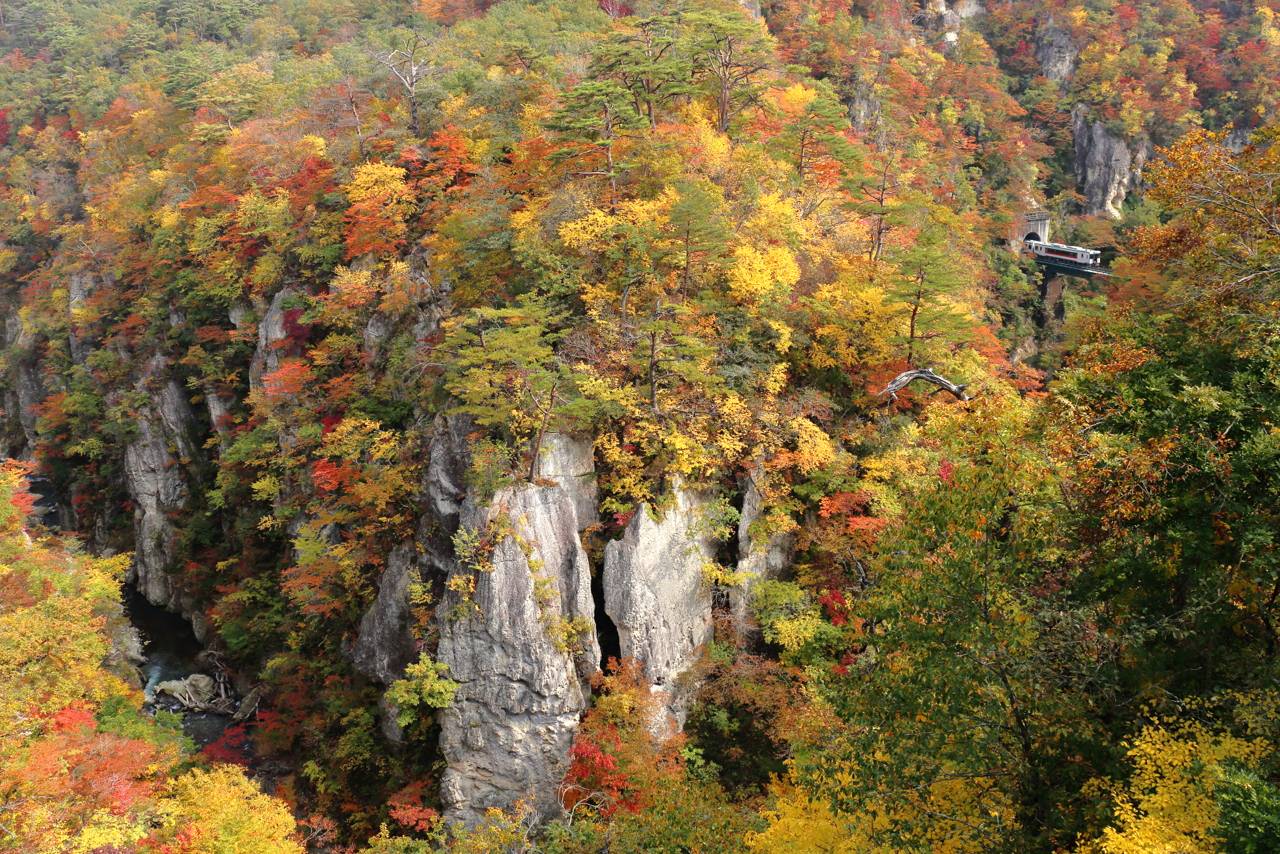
left=248, top=287, right=297, bottom=389
left=926, top=0, right=982, bottom=28
left=350, top=257, right=461, bottom=689
left=1031, top=24, right=1151, bottom=218
left=730, top=471, right=794, bottom=634
left=603, top=485, right=717, bottom=731
left=1071, top=105, right=1152, bottom=219
left=435, top=436, right=600, bottom=825
left=352, top=541, right=422, bottom=686
left=534, top=433, right=597, bottom=530
left=351, top=414, right=472, bottom=686
left=123, top=355, right=202, bottom=624
left=0, top=314, right=44, bottom=459
left=1036, top=19, right=1078, bottom=84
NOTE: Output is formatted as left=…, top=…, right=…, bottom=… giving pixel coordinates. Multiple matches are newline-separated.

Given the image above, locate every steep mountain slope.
left=1, top=0, right=1278, bottom=850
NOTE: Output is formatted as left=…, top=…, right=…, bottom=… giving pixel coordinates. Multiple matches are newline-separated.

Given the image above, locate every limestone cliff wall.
left=1071, top=105, right=1152, bottom=219
left=123, top=355, right=202, bottom=632
left=436, top=465, right=599, bottom=825
left=1036, top=19, right=1077, bottom=84
left=730, top=469, right=794, bottom=635
left=603, top=485, right=718, bottom=731
left=351, top=413, right=472, bottom=686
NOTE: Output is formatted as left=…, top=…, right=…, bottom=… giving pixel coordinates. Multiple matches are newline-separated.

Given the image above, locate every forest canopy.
left=1, top=0, right=1279, bottom=851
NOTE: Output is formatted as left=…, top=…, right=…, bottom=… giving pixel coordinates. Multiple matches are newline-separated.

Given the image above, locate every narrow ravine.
left=121, top=584, right=234, bottom=747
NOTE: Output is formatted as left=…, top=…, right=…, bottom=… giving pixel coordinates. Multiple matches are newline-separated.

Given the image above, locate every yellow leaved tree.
left=1081, top=692, right=1280, bottom=854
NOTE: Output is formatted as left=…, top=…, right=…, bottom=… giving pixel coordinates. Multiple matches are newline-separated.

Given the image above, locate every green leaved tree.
left=442, top=293, right=584, bottom=481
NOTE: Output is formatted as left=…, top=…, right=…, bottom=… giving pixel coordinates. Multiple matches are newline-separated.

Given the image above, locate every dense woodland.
left=2, top=0, right=1280, bottom=850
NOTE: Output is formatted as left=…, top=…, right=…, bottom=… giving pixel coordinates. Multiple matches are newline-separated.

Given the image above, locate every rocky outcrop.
left=1225, top=127, right=1253, bottom=153
left=1071, top=105, right=1152, bottom=219
left=534, top=433, right=597, bottom=530
left=123, top=411, right=186, bottom=607
left=925, top=0, right=982, bottom=36
left=67, top=272, right=93, bottom=365
left=603, top=486, right=717, bottom=731
left=846, top=90, right=881, bottom=134
left=345, top=251, right=464, bottom=686
left=352, top=542, right=421, bottom=685
left=1, top=313, right=45, bottom=459
left=729, top=471, right=794, bottom=634
left=1033, top=21, right=1148, bottom=219
left=104, top=610, right=146, bottom=688
left=155, top=673, right=217, bottom=707
left=203, top=384, right=235, bottom=438
left=437, top=477, right=599, bottom=825
left=363, top=245, right=448, bottom=365
left=124, top=355, right=200, bottom=616
left=354, top=423, right=601, bottom=822
left=248, top=287, right=296, bottom=389
left=1036, top=19, right=1078, bottom=84
left=350, top=414, right=473, bottom=689
left=421, top=414, right=472, bottom=566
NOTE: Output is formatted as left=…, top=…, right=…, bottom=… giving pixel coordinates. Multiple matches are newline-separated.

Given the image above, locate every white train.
left=1025, top=239, right=1102, bottom=267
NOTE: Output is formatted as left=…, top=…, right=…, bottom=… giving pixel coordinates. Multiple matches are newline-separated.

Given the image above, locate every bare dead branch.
left=879, top=367, right=971, bottom=403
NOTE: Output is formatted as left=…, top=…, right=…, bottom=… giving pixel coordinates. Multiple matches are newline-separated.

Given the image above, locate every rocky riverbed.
left=122, top=584, right=238, bottom=746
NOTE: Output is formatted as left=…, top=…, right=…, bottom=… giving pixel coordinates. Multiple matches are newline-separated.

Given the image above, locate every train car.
left=1025, top=239, right=1101, bottom=267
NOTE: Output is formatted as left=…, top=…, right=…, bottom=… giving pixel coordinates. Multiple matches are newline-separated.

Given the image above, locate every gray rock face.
left=426, top=415, right=470, bottom=529
left=104, top=610, right=146, bottom=687
left=1072, top=105, right=1152, bottom=218
left=351, top=422, right=601, bottom=819
left=352, top=542, right=420, bottom=685
left=535, top=433, right=597, bottom=530
left=1225, top=127, right=1253, bottom=153
left=2, top=313, right=44, bottom=458
left=228, top=301, right=253, bottom=331
left=124, top=414, right=186, bottom=607
left=248, top=287, right=296, bottom=389
left=348, top=266, right=462, bottom=688
left=350, top=415, right=472, bottom=688
left=1036, top=20, right=1078, bottom=84
left=9, top=361, right=44, bottom=457
left=437, top=480, right=599, bottom=826
left=729, top=471, right=794, bottom=634
left=124, top=356, right=199, bottom=612
left=846, top=90, right=881, bottom=134
left=361, top=246, right=447, bottom=364
left=363, top=311, right=395, bottom=356
left=67, top=271, right=97, bottom=365
left=603, top=486, right=717, bottom=730
left=924, top=0, right=981, bottom=34
left=204, top=383, right=234, bottom=438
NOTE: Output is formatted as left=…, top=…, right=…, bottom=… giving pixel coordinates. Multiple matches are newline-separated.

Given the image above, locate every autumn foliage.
left=2, top=0, right=1280, bottom=850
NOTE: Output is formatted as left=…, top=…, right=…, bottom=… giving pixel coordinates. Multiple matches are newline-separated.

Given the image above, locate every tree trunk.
left=717, top=78, right=731, bottom=133
left=879, top=368, right=970, bottom=403
left=906, top=275, right=924, bottom=366
left=346, top=84, right=366, bottom=159
left=648, top=319, right=660, bottom=414
left=528, top=384, right=558, bottom=481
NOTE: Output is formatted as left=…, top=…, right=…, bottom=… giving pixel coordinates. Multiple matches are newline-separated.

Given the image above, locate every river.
left=121, top=584, right=234, bottom=746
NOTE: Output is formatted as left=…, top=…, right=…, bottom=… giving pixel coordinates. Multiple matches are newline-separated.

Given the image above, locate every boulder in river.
left=154, top=673, right=217, bottom=708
